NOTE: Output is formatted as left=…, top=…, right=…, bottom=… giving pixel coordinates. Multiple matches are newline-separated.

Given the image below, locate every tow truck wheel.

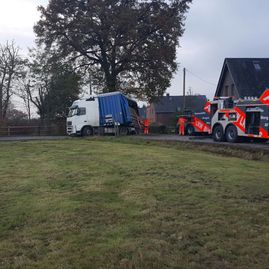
left=225, top=125, right=238, bottom=143
left=186, top=125, right=195, bottom=136
left=82, top=126, right=93, bottom=137
left=213, top=125, right=225, bottom=142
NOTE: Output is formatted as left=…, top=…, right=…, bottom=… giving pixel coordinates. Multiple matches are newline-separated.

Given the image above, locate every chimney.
left=166, top=93, right=170, bottom=97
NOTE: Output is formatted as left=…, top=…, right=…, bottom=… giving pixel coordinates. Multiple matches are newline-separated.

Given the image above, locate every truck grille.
left=67, top=126, right=73, bottom=134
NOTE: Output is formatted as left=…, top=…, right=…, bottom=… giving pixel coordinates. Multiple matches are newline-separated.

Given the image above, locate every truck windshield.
left=68, top=105, right=78, bottom=117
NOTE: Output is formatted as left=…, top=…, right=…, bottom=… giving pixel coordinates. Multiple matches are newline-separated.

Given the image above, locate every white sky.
left=1, top=0, right=269, bottom=110
left=0, top=0, right=46, bottom=51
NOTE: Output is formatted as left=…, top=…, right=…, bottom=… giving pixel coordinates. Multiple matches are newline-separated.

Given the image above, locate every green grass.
left=0, top=138, right=268, bottom=269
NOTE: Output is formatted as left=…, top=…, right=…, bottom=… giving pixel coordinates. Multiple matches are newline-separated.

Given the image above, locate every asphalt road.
left=0, top=134, right=269, bottom=153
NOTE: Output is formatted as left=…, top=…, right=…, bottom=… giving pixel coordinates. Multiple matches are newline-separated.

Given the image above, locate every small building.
left=146, top=94, right=208, bottom=127
left=215, top=58, right=269, bottom=99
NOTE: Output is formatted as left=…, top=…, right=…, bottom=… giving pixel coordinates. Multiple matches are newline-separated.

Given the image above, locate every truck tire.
left=119, top=126, right=128, bottom=136
left=135, top=128, right=140, bottom=135
left=225, top=125, right=238, bottom=143
left=186, top=124, right=195, bottom=136
left=82, top=126, right=93, bottom=137
left=128, top=127, right=137, bottom=135
left=213, top=125, right=225, bottom=142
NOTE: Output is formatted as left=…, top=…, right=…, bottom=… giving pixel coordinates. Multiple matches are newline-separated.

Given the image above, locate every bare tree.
left=19, top=47, right=81, bottom=122
left=0, top=41, right=25, bottom=121
left=17, top=78, right=32, bottom=121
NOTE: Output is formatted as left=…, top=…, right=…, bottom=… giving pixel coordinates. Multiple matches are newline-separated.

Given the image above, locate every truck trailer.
left=67, top=92, right=140, bottom=136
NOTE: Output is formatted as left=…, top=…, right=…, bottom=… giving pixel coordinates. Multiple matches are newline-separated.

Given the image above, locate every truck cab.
left=67, top=96, right=99, bottom=136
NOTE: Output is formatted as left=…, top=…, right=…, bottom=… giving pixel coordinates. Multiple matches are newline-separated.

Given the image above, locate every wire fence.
left=0, top=125, right=66, bottom=137
left=0, top=124, right=177, bottom=137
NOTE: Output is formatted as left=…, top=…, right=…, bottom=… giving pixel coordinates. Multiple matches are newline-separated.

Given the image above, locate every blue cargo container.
left=98, top=92, right=133, bottom=126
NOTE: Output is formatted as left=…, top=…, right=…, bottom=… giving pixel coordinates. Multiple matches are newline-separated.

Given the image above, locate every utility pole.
left=183, top=67, right=186, bottom=113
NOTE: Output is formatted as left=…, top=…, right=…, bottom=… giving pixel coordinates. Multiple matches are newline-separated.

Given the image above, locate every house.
left=215, top=58, right=269, bottom=99
left=146, top=94, right=208, bottom=127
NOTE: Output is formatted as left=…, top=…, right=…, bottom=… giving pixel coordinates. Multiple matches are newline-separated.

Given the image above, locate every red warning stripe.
left=192, top=116, right=210, bottom=133
left=233, top=107, right=246, bottom=133
left=203, top=102, right=211, bottom=114
left=260, top=89, right=269, bottom=106
left=259, top=127, right=269, bottom=138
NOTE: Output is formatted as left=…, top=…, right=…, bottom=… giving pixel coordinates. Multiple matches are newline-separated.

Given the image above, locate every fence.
left=0, top=125, right=66, bottom=136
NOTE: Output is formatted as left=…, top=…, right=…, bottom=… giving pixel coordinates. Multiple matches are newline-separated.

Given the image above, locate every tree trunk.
left=0, top=89, right=2, bottom=121
left=103, top=71, right=117, bottom=93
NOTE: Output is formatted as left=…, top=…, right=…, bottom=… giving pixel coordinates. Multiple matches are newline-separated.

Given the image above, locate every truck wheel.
left=186, top=125, right=195, bottom=136
left=82, top=126, right=93, bottom=137
left=135, top=128, right=140, bottom=135
left=119, top=127, right=128, bottom=136
left=225, top=125, right=238, bottom=143
left=213, top=125, right=225, bottom=142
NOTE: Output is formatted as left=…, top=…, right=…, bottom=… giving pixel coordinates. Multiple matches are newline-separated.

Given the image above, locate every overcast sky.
left=172, top=0, right=269, bottom=99
left=1, top=0, right=269, bottom=104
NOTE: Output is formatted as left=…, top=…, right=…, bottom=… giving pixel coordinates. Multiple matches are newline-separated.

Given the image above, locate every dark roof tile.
left=216, top=58, right=269, bottom=97
left=152, top=95, right=207, bottom=113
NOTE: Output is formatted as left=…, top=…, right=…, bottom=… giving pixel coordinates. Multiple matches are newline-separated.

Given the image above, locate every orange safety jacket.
left=143, top=119, right=150, bottom=134
left=178, top=117, right=187, bottom=135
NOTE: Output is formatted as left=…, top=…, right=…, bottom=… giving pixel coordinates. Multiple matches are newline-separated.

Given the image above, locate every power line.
left=184, top=68, right=217, bottom=87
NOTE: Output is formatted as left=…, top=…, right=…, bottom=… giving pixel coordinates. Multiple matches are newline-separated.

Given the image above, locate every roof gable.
left=215, top=58, right=269, bottom=98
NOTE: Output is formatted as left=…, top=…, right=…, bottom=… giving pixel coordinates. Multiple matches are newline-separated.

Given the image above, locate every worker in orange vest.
left=178, top=117, right=186, bottom=136
left=143, top=119, right=150, bottom=135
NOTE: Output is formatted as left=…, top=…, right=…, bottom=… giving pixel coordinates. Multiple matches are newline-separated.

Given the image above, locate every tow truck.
left=210, top=89, right=269, bottom=142
left=178, top=101, right=211, bottom=135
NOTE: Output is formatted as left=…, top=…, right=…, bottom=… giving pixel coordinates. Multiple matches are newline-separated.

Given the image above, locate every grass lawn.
left=0, top=138, right=268, bottom=269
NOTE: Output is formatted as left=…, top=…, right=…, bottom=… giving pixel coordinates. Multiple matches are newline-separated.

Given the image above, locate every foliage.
left=0, top=138, right=268, bottom=268
left=5, top=103, right=28, bottom=124
left=0, top=41, right=26, bottom=121
left=34, top=0, right=192, bottom=100
left=24, top=47, right=82, bottom=121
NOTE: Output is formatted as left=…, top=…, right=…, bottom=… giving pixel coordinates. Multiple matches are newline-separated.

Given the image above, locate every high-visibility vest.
left=144, top=119, right=150, bottom=127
